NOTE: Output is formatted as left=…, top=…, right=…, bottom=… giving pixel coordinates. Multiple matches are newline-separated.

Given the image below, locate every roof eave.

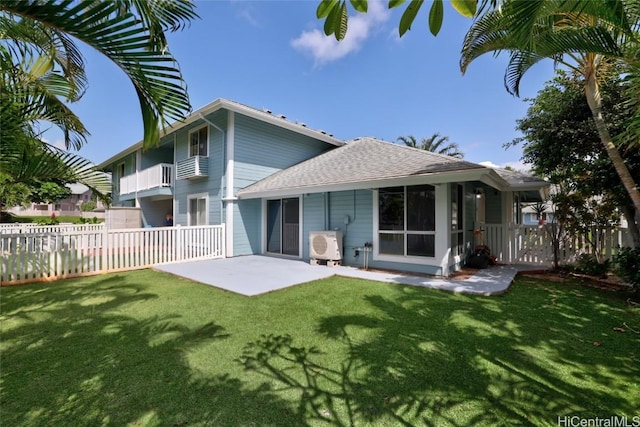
left=97, top=99, right=345, bottom=169
left=237, top=168, right=490, bottom=199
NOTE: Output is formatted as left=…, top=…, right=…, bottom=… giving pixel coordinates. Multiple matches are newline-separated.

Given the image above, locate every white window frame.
left=188, top=125, right=209, bottom=158
left=373, top=186, right=438, bottom=264
left=187, top=193, right=209, bottom=226
left=115, top=161, right=126, bottom=193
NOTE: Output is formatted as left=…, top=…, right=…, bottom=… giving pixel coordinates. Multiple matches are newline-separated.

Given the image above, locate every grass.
left=1, top=271, right=638, bottom=426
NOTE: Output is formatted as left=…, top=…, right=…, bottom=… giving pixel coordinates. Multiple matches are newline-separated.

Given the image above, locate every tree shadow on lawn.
left=239, top=278, right=639, bottom=426
left=0, top=275, right=306, bottom=427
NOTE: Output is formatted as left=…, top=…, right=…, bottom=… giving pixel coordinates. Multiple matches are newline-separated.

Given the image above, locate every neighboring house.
left=521, top=203, right=555, bottom=225
left=98, top=98, right=548, bottom=276
left=8, top=183, right=102, bottom=217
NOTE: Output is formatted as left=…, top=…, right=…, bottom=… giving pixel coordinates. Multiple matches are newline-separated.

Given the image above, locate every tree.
left=1, top=0, right=197, bottom=201
left=315, top=1, right=639, bottom=218
left=1, top=0, right=197, bottom=149
left=397, top=133, right=464, bottom=158
left=460, top=0, right=640, bottom=234
left=317, top=0, right=484, bottom=40
left=510, top=66, right=640, bottom=246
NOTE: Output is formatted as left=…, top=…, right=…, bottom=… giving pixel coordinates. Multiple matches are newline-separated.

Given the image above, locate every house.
left=98, top=98, right=548, bottom=276
left=8, top=183, right=102, bottom=217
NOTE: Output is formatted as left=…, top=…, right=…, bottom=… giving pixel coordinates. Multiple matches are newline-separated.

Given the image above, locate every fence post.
left=102, top=223, right=109, bottom=272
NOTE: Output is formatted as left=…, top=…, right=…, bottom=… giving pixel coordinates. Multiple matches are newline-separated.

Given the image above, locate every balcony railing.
left=176, top=156, right=209, bottom=180
left=119, top=163, right=173, bottom=195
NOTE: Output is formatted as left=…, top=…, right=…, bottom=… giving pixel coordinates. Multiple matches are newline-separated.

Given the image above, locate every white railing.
left=480, top=223, right=630, bottom=266
left=1, top=225, right=225, bottom=285
left=176, top=156, right=209, bottom=180
left=0, top=223, right=105, bottom=234
left=119, top=163, right=173, bottom=195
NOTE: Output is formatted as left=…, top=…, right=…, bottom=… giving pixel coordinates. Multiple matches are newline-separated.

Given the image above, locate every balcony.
left=176, top=156, right=209, bottom=180
left=119, top=163, right=173, bottom=196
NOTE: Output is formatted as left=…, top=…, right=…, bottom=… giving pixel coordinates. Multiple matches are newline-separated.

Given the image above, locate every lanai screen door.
left=267, top=198, right=299, bottom=256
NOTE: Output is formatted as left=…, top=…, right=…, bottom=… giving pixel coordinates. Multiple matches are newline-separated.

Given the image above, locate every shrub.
left=575, top=253, right=610, bottom=278
left=79, top=217, right=102, bottom=224
left=35, top=216, right=59, bottom=225
left=612, top=247, right=640, bottom=291
left=81, top=201, right=97, bottom=212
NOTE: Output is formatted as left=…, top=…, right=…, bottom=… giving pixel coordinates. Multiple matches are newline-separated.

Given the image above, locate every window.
left=188, top=195, right=207, bottom=226
left=189, top=126, right=208, bottom=157
left=115, top=161, right=125, bottom=194
left=513, top=194, right=522, bottom=224
left=378, top=185, right=436, bottom=258
left=451, top=184, right=464, bottom=257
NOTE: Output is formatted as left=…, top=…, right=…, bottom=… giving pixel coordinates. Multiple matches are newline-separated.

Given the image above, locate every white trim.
left=238, top=169, right=491, bottom=200
left=372, top=185, right=450, bottom=271
left=97, top=98, right=343, bottom=169
left=226, top=112, right=235, bottom=200
left=435, top=184, right=450, bottom=275
left=298, top=195, right=303, bottom=259
left=187, top=192, right=209, bottom=226
left=188, top=124, right=209, bottom=158
left=264, top=196, right=302, bottom=258
left=261, top=198, right=267, bottom=254
left=225, top=112, right=235, bottom=256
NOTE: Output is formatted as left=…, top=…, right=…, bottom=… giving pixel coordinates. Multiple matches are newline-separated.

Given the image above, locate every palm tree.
left=460, top=0, right=640, bottom=230
left=397, top=135, right=420, bottom=148
left=1, top=0, right=197, bottom=149
left=421, top=133, right=464, bottom=158
left=397, top=133, right=464, bottom=158
left=1, top=1, right=197, bottom=201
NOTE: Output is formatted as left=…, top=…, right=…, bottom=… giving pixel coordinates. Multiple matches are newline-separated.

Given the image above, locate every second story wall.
left=112, top=153, right=136, bottom=206
left=173, top=111, right=226, bottom=225
left=233, top=114, right=335, bottom=192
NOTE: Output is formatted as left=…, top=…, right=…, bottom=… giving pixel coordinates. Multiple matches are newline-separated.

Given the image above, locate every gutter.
left=199, top=113, right=226, bottom=223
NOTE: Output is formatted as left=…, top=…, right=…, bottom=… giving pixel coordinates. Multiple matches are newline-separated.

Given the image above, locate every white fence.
left=481, top=223, right=630, bottom=266
left=1, top=224, right=225, bottom=285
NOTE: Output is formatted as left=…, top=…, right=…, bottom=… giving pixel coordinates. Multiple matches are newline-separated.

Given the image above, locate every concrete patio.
left=154, top=255, right=544, bottom=297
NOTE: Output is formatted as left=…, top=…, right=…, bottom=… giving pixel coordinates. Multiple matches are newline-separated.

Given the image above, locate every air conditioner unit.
left=309, top=231, right=343, bottom=261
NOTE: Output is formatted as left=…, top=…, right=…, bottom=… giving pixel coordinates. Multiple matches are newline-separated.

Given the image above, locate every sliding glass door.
left=266, top=198, right=299, bottom=256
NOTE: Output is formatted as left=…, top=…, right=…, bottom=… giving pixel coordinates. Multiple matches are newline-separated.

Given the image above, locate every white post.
left=225, top=111, right=235, bottom=257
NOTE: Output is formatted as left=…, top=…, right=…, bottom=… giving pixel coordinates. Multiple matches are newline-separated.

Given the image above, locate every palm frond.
left=2, top=0, right=194, bottom=148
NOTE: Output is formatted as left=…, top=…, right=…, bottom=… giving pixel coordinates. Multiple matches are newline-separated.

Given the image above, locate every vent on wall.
left=309, top=231, right=343, bottom=261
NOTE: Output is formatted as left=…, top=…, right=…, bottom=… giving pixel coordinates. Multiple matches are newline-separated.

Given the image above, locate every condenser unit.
left=309, top=231, right=343, bottom=261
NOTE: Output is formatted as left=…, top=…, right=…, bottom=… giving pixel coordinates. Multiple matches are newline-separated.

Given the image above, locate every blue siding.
left=111, top=153, right=136, bottom=206
left=484, top=188, right=502, bottom=224
left=302, top=193, right=326, bottom=260
left=233, top=114, right=333, bottom=191
left=173, top=111, right=226, bottom=226
left=140, top=145, right=172, bottom=169
left=302, top=190, right=374, bottom=266
left=301, top=188, right=456, bottom=276
left=234, top=199, right=262, bottom=256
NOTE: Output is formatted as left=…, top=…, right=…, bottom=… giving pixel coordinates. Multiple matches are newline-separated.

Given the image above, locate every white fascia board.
left=482, top=169, right=549, bottom=192
left=480, top=170, right=510, bottom=191
left=97, top=98, right=344, bottom=169
left=97, top=144, right=142, bottom=170
left=237, top=169, right=490, bottom=200
left=217, top=99, right=345, bottom=147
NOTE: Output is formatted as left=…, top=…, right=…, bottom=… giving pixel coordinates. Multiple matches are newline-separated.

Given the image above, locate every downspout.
left=199, top=113, right=225, bottom=224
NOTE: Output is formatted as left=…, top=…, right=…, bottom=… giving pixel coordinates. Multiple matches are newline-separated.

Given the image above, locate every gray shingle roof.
left=493, top=168, right=547, bottom=187
left=238, top=137, right=487, bottom=197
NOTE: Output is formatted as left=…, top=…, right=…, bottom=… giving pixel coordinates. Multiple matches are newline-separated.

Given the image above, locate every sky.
left=46, top=0, right=557, bottom=170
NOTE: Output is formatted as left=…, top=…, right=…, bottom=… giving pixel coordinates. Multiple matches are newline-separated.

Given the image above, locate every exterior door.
left=266, top=198, right=299, bottom=256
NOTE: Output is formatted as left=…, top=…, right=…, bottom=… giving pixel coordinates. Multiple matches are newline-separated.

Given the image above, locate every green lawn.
left=1, top=271, right=638, bottom=426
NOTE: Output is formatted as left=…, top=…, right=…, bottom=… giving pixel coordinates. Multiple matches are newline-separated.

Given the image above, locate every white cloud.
left=291, top=0, right=389, bottom=66
left=479, top=160, right=531, bottom=172
left=235, top=3, right=261, bottom=28
left=42, top=137, right=67, bottom=151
